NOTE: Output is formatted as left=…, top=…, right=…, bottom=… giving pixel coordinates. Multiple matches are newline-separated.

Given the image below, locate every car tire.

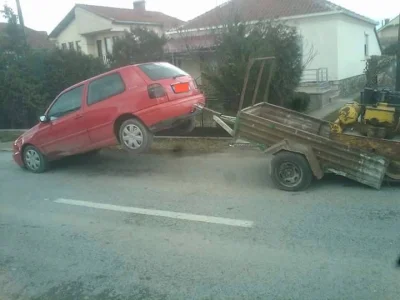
left=119, top=118, right=153, bottom=154
left=23, top=145, right=48, bottom=173
left=271, top=152, right=313, bottom=192
left=174, top=117, right=196, bottom=135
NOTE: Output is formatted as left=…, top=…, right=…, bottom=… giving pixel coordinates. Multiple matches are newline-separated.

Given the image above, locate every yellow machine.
left=330, top=102, right=362, bottom=134
left=331, top=88, right=400, bottom=139
left=363, top=103, right=396, bottom=127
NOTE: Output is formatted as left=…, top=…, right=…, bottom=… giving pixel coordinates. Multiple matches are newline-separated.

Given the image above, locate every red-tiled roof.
left=182, top=0, right=374, bottom=30
left=0, top=22, right=54, bottom=49
left=165, top=35, right=217, bottom=53
left=77, top=4, right=184, bottom=29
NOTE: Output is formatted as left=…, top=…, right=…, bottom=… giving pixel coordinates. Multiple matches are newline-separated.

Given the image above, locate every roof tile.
left=183, top=0, right=370, bottom=29
left=0, top=22, right=54, bottom=49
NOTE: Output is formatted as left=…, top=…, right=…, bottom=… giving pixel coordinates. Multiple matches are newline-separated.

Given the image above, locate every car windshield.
left=1, top=1, right=400, bottom=300
left=138, top=63, right=189, bottom=81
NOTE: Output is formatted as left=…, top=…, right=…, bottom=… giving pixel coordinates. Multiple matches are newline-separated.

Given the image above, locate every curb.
left=0, top=137, right=257, bottom=153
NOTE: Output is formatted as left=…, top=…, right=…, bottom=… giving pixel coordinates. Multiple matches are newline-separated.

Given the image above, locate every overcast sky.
left=1, top=0, right=399, bottom=33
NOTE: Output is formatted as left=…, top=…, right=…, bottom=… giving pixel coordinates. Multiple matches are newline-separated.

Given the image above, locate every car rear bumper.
left=150, top=108, right=202, bottom=132
left=140, top=94, right=206, bottom=132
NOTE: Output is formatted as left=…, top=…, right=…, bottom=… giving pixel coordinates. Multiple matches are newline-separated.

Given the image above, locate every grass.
left=0, top=131, right=22, bottom=143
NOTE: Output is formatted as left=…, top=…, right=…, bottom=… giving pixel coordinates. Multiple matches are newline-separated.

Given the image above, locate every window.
left=104, top=37, right=113, bottom=55
left=61, top=43, right=67, bottom=50
left=87, top=73, right=125, bottom=105
left=48, top=86, right=83, bottom=119
left=138, top=63, right=188, bottom=81
left=96, top=40, right=103, bottom=58
left=68, top=42, right=74, bottom=50
left=364, top=34, right=369, bottom=57
left=75, top=41, right=81, bottom=52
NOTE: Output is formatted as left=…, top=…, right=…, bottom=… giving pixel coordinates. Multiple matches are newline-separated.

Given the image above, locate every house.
left=49, top=1, right=184, bottom=63
left=0, top=22, right=54, bottom=49
left=165, top=0, right=381, bottom=98
left=377, top=15, right=399, bottom=50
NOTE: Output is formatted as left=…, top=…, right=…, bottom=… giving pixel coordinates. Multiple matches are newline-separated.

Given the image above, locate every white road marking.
left=54, top=199, right=254, bottom=228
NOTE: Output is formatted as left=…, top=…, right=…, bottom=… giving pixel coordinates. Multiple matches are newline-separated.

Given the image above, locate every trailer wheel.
left=271, top=152, right=313, bottom=191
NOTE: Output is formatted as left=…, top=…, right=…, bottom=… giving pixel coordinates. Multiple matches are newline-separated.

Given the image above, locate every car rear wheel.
left=23, top=145, right=48, bottom=173
left=119, top=119, right=153, bottom=154
left=271, top=152, right=313, bottom=191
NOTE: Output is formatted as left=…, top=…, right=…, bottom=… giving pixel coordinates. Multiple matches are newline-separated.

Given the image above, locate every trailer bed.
left=234, top=103, right=393, bottom=189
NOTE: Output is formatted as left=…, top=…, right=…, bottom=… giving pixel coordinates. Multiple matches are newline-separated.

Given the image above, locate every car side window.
left=47, top=85, right=84, bottom=119
left=87, top=73, right=125, bottom=105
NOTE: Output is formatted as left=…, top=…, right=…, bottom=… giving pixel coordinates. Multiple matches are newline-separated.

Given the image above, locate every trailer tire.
left=271, top=152, right=313, bottom=191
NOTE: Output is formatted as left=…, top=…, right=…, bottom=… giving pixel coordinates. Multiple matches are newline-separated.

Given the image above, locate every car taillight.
left=148, top=84, right=166, bottom=99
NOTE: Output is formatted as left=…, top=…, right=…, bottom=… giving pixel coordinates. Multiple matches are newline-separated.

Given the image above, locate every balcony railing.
left=300, top=68, right=330, bottom=89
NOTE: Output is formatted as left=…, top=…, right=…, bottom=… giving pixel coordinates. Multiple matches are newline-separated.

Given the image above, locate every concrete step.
left=329, top=90, right=341, bottom=103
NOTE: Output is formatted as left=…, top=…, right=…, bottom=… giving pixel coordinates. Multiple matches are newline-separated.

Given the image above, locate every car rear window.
left=138, top=63, right=188, bottom=81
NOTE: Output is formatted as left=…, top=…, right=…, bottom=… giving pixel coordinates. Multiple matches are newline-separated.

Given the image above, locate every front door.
left=38, top=85, right=90, bottom=157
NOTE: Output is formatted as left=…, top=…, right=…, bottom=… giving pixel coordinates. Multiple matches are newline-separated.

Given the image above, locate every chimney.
left=133, top=1, right=146, bottom=12
left=385, top=18, right=390, bottom=25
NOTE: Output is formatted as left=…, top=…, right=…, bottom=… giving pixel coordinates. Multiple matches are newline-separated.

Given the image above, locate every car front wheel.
left=23, top=145, right=48, bottom=173
left=119, top=119, right=153, bottom=154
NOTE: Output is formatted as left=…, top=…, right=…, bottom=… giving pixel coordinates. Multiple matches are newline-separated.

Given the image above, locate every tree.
left=365, top=55, right=396, bottom=89
left=110, top=28, right=168, bottom=67
left=201, top=19, right=305, bottom=113
left=0, top=5, right=27, bottom=54
left=0, top=4, right=106, bottom=129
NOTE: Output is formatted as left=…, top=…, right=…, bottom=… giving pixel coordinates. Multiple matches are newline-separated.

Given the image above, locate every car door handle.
left=74, top=114, right=84, bottom=120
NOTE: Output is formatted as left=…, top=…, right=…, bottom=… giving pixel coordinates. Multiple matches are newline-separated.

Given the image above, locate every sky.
left=0, top=0, right=399, bottom=34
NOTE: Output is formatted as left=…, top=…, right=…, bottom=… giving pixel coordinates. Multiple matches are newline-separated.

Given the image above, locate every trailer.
left=196, top=57, right=400, bottom=191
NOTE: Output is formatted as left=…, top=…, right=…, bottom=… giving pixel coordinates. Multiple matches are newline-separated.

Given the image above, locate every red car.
left=13, top=62, right=206, bottom=173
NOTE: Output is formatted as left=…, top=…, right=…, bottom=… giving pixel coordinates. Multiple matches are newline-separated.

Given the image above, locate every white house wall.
left=56, top=17, right=88, bottom=52
left=337, top=14, right=381, bottom=80
left=287, top=14, right=339, bottom=81
left=75, top=7, right=113, bottom=35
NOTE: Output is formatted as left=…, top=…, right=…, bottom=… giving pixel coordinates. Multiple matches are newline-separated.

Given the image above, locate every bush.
left=364, top=55, right=396, bottom=89
left=290, top=92, right=310, bottom=112
left=202, top=19, right=304, bottom=113
left=0, top=5, right=107, bottom=129
left=110, top=28, right=167, bottom=68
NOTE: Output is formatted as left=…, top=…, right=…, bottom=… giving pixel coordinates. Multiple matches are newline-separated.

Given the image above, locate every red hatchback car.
left=13, top=62, right=206, bottom=173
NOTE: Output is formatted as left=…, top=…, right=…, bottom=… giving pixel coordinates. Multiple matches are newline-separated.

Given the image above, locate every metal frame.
left=238, top=57, right=276, bottom=113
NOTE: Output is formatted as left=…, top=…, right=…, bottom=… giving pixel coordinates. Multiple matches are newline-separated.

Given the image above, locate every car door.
left=83, top=72, right=128, bottom=147
left=38, top=85, right=91, bottom=157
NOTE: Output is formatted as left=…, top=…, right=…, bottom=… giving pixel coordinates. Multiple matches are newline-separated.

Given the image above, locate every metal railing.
left=300, top=68, right=330, bottom=90
left=301, top=68, right=329, bottom=83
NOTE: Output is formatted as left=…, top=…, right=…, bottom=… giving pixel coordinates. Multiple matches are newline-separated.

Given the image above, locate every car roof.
left=63, top=62, right=172, bottom=91
left=60, top=62, right=173, bottom=95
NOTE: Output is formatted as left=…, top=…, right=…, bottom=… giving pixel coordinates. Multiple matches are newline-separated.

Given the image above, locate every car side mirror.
left=39, top=115, right=50, bottom=123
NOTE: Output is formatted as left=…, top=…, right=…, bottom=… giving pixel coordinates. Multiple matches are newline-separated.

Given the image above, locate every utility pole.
left=396, top=13, right=400, bottom=91
left=15, top=0, right=27, bottom=42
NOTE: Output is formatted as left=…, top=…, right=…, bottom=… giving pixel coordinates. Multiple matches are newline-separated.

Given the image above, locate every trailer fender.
left=265, top=140, right=324, bottom=180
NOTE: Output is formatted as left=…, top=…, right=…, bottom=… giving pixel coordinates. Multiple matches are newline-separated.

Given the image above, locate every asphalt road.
left=1, top=149, right=400, bottom=300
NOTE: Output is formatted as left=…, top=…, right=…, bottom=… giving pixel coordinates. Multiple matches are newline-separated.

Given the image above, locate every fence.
left=300, top=68, right=330, bottom=89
